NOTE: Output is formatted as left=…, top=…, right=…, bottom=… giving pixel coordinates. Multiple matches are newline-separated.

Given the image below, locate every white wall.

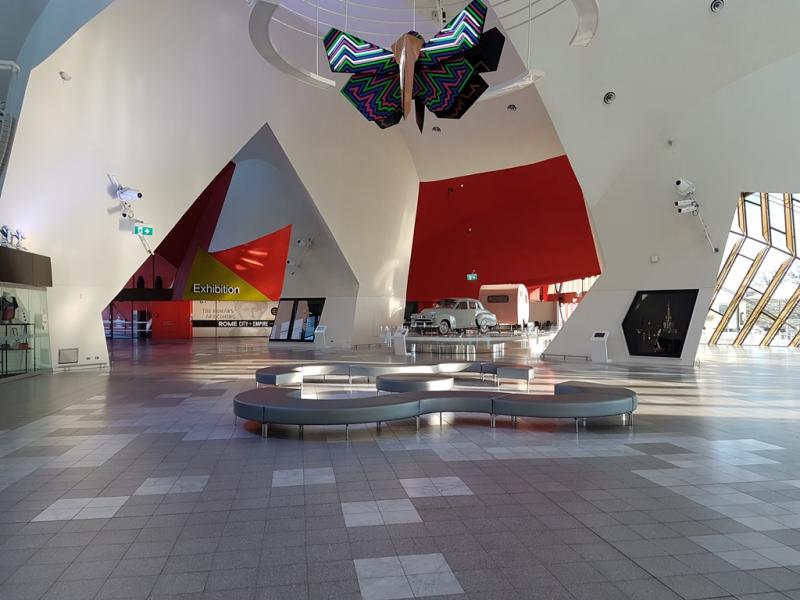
left=0, top=0, right=113, bottom=194
left=0, top=0, right=419, bottom=367
left=210, top=124, right=360, bottom=347
left=519, top=0, right=800, bottom=364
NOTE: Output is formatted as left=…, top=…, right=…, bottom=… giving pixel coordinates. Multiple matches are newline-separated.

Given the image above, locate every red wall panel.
left=407, top=155, right=601, bottom=302
left=150, top=301, right=192, bottom=340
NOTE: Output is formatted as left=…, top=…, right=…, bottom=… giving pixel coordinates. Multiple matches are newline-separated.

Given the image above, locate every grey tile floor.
left=1, top=339, right=800, bottom=598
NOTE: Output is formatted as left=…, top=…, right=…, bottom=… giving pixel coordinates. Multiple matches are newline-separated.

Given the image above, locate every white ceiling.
left=0, top=0, right=50, bottom=103
left=268, top=0, right=567, bottom=182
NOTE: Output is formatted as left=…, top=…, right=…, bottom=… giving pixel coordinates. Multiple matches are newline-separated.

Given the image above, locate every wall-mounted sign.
left=191, top=300, right=279, bottom=338
left=133, top=224, right=154, bottom=236
left=182, top=249, right=270, bottom=301
left=191, top=284, right=240, bottom=295
left=193, top=320, right=274, bottom=328
left=466, top=273, right=478, bottom=281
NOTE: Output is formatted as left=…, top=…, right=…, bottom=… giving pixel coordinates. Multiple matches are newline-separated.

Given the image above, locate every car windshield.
left=436, top=299, right=457, bottom=309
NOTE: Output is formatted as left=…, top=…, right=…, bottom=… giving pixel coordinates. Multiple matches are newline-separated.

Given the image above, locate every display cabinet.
left=0, top=322, right=34, bottom=376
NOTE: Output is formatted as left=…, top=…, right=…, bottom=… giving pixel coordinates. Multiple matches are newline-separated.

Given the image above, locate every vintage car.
left=410, top=298, right=498, bottom=334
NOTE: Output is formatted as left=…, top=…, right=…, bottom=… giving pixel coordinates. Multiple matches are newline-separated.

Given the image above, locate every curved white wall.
left=0, top=0, right=419, bottom=366
left=521, top=0, right=800, bottom=364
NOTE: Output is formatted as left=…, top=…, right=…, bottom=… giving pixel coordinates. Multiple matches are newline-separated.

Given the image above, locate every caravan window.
left=487, top=295, right=509, bottom=303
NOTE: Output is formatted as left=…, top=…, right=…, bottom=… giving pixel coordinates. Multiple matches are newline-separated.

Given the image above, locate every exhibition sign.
left=192, top=300, right=279, bottom=337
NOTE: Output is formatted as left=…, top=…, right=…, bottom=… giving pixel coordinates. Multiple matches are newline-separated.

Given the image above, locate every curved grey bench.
left=234, top=381, right=636, bottom=436
left=492, top=381, right=637, bottom=431
left=256, top=361, right=532, bottom=388
left=478, top=363, right=535, bottom=388
left=403, top=390, right=505, bottom=424
left=348, top=364, right=438, bottom=383
left=234, top=387, right=420, bottom=438
left=256, top=364, right=349, bottom=386
left=375, top=374, right=454, bottom=393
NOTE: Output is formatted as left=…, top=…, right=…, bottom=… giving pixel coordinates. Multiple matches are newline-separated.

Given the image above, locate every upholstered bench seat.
left=375, top=374, right=455, bottom=393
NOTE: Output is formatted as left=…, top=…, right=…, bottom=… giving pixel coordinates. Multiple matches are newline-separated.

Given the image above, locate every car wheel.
left=438, top=320, right=451, bottom=335
left=479, top=321, right=490, bottom=334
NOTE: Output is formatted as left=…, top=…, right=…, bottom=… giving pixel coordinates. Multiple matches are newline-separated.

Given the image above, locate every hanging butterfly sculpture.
left=323, top=0, right=504, bottom=132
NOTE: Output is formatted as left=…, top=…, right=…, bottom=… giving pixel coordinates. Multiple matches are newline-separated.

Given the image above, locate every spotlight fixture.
left=431, top=126, right=441, bottom=132
left=603, top=91, right=616, bottom=104
left=710, top=0, right=724, bottom=13
left=13, top=229, right=26, bottom=250
left=506, top=104, right=517, bottom=112
left=59, top=71, right=71, bottom=81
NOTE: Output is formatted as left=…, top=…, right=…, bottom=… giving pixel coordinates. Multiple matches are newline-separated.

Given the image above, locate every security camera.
left=118, top=188, right=143, bottom=201
left=677, top=205, right=699, bottom=216
left=675, top=198, right=697, bottom=208
left=108, top=174, right=143, bottom=202
left=675, top=179, right=696, bottom=197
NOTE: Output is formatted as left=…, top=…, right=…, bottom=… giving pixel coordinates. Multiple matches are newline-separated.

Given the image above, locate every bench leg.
left=491, top=414, right=496, bottom=428
left=234, top=416, right=237, bottom=426
left=376, top=421, right=381, bottom=432
left=512, top=416, right=517, bottom=427
left=299, top=425, right=304, bottom=437
left=627, top=412, right=634, bottom=427
left=440, top=412, right=443, bottom=426
left=415, top=416, right=420, bottom=431
left=574, top=418, right=579, bottom=433
left=345, top=424, right=349, bottom=440
left=262, top=423, right=268, bottom=438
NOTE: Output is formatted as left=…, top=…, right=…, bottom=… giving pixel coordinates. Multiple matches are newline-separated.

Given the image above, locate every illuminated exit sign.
left=466, top=273, right=478, bottom=281
left=133, top=224, right=154, bottom=236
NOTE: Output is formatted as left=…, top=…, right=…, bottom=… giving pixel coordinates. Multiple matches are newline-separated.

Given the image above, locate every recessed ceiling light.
left=710, top=0, right=724, bottom=13
left=603, top=91, right=616, bottom=104
left=507, top=104, right=517, bottom=111
left=432, top=126, right=441, bottom=132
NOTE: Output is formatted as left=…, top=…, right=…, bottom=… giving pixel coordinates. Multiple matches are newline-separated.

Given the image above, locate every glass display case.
left=269, top=298, right=325, bottom=342
left=0, top=284, right=50, bottom=377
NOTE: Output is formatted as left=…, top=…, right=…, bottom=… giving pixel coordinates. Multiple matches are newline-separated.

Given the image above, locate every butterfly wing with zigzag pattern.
left=323, top=29, right=396, bottom=76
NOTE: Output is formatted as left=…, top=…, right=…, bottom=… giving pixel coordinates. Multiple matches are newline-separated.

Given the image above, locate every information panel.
left=191, top=301, right=278, bottom=337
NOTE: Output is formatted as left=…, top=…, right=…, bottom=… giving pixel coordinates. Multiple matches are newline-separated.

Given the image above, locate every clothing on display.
left=1, top=293, right=19, bottom=322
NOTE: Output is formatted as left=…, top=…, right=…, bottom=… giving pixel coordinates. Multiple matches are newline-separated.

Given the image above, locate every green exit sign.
left=466, top=273, right=478, bottom=281
left=133, top=224, right=154, bottom=236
